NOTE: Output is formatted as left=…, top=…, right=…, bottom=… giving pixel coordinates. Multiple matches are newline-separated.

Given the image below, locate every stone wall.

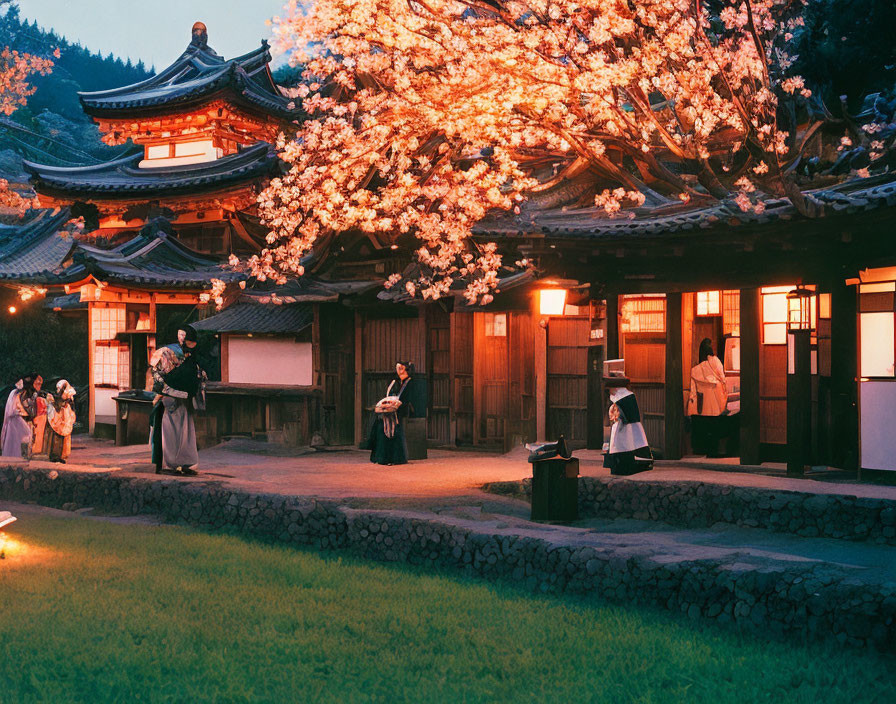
left=484, top=477, right=896, bottom=545
left=2, top=465, right=895, bottom=652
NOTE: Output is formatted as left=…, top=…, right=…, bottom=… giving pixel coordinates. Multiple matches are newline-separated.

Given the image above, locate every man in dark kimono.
left=150, top=326, right=205, bottom=475
left=603, top=366, right=653, bottom=476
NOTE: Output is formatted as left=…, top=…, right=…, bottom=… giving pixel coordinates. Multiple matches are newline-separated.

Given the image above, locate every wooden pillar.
left=448, top=311, right=457, bottom=445
left=535, top=318, right=547, bottom=441
left=87, top=301, right=96, bottom=434
left=830, top=278, right=858, bottom=470
left=353, top=311, right=363, bottom=447
left=605, top=293, right=619, bottom=360
left=739, top=287, right=761, bottom=465
left=664, top=292, right=684, bottom=460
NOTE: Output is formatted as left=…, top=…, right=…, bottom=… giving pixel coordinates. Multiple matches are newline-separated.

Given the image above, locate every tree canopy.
left=256, top=0, right=895, bottom=302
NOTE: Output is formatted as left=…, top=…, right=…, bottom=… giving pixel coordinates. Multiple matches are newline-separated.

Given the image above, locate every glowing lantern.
left=539, top=289, right=567, bottom=316
left=786, top=285, right=814, bottom=331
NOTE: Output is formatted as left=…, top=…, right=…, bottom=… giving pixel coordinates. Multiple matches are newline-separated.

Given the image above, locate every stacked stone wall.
left=484, top=477, right=896, bottom=545
left=2, top=465, right=894, bottom=652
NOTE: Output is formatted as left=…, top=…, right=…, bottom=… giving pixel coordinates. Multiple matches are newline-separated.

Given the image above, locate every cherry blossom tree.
left=257, top=0, right=882, bottom=301
left=0, top=0, right=55, bottom=215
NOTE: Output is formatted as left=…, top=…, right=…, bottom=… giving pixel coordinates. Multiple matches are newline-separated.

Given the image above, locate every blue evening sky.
left=18, top=0, right=289, bottom=70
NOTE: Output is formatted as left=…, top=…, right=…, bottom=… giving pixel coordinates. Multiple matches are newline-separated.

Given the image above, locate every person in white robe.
left=603, top=372, right=653, bottom=476
left=1, top=375, right=36, bottom=459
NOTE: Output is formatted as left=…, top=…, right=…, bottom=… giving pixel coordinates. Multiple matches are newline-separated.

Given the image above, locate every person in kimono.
left=1, top=373, right=38, bottom=459
left=29, top=374, right=48, bottom=456
left=687, top=338, right=728, bottom=457
left=367, top=361, right=415, bottom=466
left=603, top=372, right=653, bottom=476
left=45, top=380, right=77, bottom=463
left=149, top=326, right=206, bottom=476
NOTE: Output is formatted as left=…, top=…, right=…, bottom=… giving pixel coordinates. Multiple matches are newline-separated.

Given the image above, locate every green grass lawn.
left=0, top=514, right=893, bottom=704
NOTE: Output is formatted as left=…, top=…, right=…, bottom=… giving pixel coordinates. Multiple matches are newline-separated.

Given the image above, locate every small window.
left=484, top=313, right=507, bottom=337
left=621, top=295, right=665, bottom=333
left=860, top=312, right=895, bottom=377
left=146, top=144, right=171, bottom=160
left=174, top=139, right=215, bottom=157
left=696, top=291, right=720, bottom=316
left=819, top=293, right=831, bottom=320
left=94, top=341, right=130, bottom=388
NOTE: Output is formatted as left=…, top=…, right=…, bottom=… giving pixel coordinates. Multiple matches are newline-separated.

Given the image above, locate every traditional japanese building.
left=475, top=175, right=896, bottom=476
left=3, top=22, right=302, bottom=435
left=24, top=21, right=298, bottom=255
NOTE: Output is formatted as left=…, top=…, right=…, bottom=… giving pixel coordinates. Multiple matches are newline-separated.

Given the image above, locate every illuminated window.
left=91, top=305, right=125, bottom=341
left=484, top=313, right=507, bottom=337
left=819, top=293, right=831, bottom=320
left=620, top=295, right=665, bottom=333
left=94, top=341, right=130, bottom=388
left=146, top=144, right=171, bottom=159
left=174, top=139, right=215, bottom=157
left=722, top=290, right=740, bottom=336
left=860, top=312, right=895, bottom=377
left=696, top=291, right=720, bottom=316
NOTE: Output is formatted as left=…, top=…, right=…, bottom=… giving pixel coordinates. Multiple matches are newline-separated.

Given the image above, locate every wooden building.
left=475, top=176, right=896, bottom=474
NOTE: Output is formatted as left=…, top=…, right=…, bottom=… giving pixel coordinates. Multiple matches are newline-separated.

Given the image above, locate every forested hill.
left=0, top=3, right=155, bottom=179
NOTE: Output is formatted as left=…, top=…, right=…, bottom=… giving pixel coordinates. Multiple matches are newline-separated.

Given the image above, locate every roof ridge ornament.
left=191, top=21, right=209, bottom=48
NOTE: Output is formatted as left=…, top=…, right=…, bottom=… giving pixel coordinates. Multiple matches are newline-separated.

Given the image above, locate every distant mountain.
left=0, top=3, right=154, bottom=179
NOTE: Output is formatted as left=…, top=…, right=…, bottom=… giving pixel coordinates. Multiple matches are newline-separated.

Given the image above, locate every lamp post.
left=786, top=286, right=813, bottom=476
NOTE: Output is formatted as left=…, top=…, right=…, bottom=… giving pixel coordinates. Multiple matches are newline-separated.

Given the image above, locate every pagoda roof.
left=0, top=213, right=244, bottom=290
left=78, top=37, right=299, bottom=121
left=23, top=142, right=281, bottom=202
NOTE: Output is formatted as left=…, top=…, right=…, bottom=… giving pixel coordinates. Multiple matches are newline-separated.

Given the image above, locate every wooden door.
left=546, top=316, right=590, bottom=449
left=505, top=312, right=536, bottom=450
left=427, top=306, right=451, bottom=445
left=360, top=313, right=426, bottom=442
left=451, top=312, right=474, bottom=445
left=621, top=334, right=666, bottom=456
left=474, top=312, right=509, bottom=447
left=321, top=305, right=355, bottom=445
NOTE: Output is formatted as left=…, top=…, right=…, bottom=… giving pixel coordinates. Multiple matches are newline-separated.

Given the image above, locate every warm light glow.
left=696, top=291, right=720, bottom=316
left=539, top=289, right=567, bottom=316
left=7, top=305, right=16, bottom=314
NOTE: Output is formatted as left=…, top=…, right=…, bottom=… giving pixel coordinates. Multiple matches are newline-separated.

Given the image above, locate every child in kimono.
left=46, top=380, right=77, bottom=463
left=603, top=369, right=653, bottom=476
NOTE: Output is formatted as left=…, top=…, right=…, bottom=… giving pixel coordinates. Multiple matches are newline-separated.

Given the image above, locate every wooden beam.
left=605, top=293, right=619, bottom=360
left=664, top=292, right=684, bottom=460
left=739, top=287, right=761, bottom=465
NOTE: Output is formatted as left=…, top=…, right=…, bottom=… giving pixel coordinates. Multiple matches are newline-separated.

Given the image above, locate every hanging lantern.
left=786, top=285, right=813, bottom=331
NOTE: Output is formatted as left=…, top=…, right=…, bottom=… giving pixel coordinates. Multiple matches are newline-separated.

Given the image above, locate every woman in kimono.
left=30, top=375, right=48, bottom=456
left=149, top=327, right=205, bottom=475
left=603, top=372, right=653, bottom=476
left=1, top=373, right=38, bottom=459
left=687, top=338, right=728, bottom=457
left=45, top=380, right=77, bottom=463
left=367, top=361, right=414, bottom=466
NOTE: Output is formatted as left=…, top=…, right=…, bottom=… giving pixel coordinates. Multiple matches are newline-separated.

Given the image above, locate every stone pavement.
left=27, top=435, right=896, bottom=501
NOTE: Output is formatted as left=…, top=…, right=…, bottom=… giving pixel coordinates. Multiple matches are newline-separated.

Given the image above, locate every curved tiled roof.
left=23, top=142, right=281, bottom=201
left=473, top=176, right=896, bottom=241
left=0, top=209, right=77, bottom=282
left=0, top=214, right=244, bottom=289
left=78, top=39, right=300, bottom=121
left=191, top=302, right=314, bottom=334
